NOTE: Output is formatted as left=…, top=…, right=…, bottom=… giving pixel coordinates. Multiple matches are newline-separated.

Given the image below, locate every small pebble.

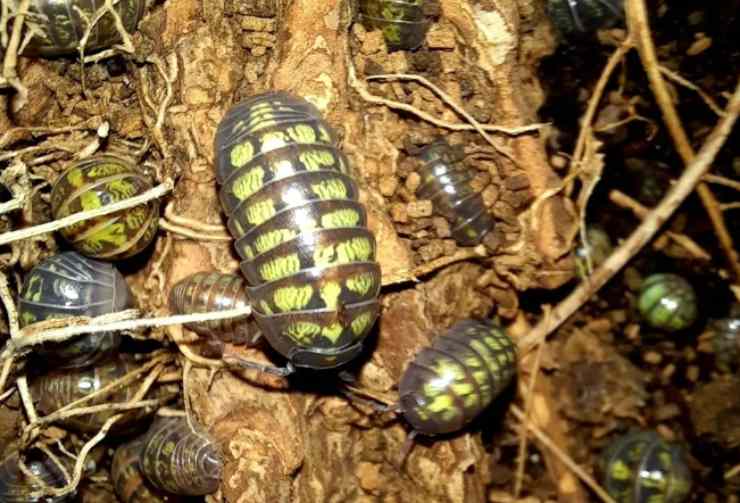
left=390, top=203, right=408, bottom=223
left=686, top=365, right=700, bottom=382
left=405, top=172, right=421, bottom=193
left=378, top=176, right=398, bottom=197
left=643, top=351, right=663, bottom=365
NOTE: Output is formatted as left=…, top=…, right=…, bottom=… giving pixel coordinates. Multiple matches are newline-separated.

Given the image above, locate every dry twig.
left=518, top=79, right=740, bottom=355
left=626, top=0, right=740, bottom=280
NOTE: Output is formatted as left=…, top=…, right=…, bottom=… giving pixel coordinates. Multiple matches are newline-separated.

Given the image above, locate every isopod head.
left=51, top=155, right=160, bottom=260
left=600, top=430, right=691, bottom=503
left=637, top=273, right=698, bottom=332
left=18, top=251, right=131, bottom=368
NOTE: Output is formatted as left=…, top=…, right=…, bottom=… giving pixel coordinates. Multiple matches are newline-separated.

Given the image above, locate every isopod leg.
left=398, top=430, right=419, bottom=469
left=222, top=354, right=295, bottom=377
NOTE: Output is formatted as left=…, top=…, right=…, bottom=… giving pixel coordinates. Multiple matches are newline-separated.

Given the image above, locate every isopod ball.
left=399, top=319, right=517, bottom=435
left=51, top=155, right=160, bottom=260
left=637, top=273, right=698, bottom=332
left=22, top=0, right=146, bottom=57
left=710, top=304, right=740, bottom=372
left=600, top=430, right=691, bottom=503
left=112, top=437, right=179, bottom=502
left=18, top=251, right=131, bottom=369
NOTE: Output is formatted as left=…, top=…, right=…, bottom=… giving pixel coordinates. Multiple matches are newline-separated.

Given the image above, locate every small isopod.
left=51, top=155, right=160, bottom=260
left=637, top=273, right=698, bottom=332
left=18, top=251, right=131, bottom=369
left=600, top=430, right=691, bottom=503
left=0, top=449, right=71, bottom=502
left=356, top=0, right=428, bottom=51
left=416, top=139, right=494, bottom=246
left=398, top=319, right=517, bottom=436
left=546, top=0, right=624, bottom=37
left=112, top=438, right=179, bottom=502
left=31, top=356, right=160, bottom=434
left=140, top=417, right=223, bottom=496
left=22, top=0, right=146, bottom=57
left=169, top=272, right=261, bottom=350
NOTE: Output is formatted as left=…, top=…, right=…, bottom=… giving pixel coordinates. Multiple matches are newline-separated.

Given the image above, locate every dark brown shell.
left=31, top=356, right=159, bottom=434
left=112, top=438, right=180, bottom=503
left=169, top=272, right=261, bottom=345
left=140, top=417, right=223, bottom=496
left=214, top=92, right=381, bottom=370
left=17, top=251, right=131, bottom=369
left=50, top=155, right=159, bottom=260
left=547, top=0, right=624, bottom=37
left=399, top=319, right=517, bottom=435
left=416, top=140, right=494, bottom=246
left=22, top=0, right=146, bottom=57
left=0, top=450, right=71, bottom=502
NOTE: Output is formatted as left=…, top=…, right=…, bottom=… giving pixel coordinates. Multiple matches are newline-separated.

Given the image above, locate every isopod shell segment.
left=112, top=438, right=178, bottom=503
left=710, top=305, right=740, bottom=372
left=51, top=154, right=159, bottom=260
left=215, top=91, right=381, bottom=370
left=356, top=0, right=428, bottom=51
left=399, top=319, right=517, bottom=435
left=600, top=430, right=691, bottom=503
left=0, top=450, right=70, bottom=502
left=416, top=140, right=494, bottom=246
left=546, top=0, right=624, bottom=36
left=140, top=417, right=223, bottom=496
left=637, top=273, right=698, bottom=332
left=169, top=271, right=261, bottom=345
left=18, top=251, right=131, bottom=369
left=32, top=356, right=158, bottom=434
left=22, top=0, right=146, bottom=57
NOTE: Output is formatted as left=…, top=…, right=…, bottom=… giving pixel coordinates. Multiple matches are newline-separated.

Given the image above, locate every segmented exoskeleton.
left=399, top=319, right=517, bottom=435
left=637, top=273, right=698, bottom=332
left=140, top=417, right=223, bottom=496
left=112, top=437, right=179, bottom=502
left=51, top=155, right=160, bottom=260
left=0, top=450, right=71, bottom=502
left=546, top=0, right=624, bottom=37
left=18, top=251, right=131, bottom=368
left=214, top=91, right=381, bottom=373
left=710, top=304, right=740, bottom=372
left=31, top=356, right=160, bottom=434
left=600, top=430, right=691, bottom=503
left=416, top=139, right=494, bottom=246
left=169, top=272, right=261, bottom=351
left=22, top=0, right=146, bottom=57
left=356, top=0, right=428, bottom=51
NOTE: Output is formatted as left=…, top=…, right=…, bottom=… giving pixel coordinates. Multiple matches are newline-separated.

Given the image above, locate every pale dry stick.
left=159, top=218, right=233, bottom=241
left=0, top=271, right=20, bottom=336
left=4, top=307, right=252, bottom=357
left=366, top=74, right=523, bottom=164
left=347, top=64, right=545, bottom=135
left=659, top=65, right=725, bottom=117
left=381, top=247, right=485, bottom=286
left=704, top=173, right=740, bottom=192
left=510, top=404, right=616, bottom=503
left=726, top=463, right=740, bottom=480
left=513, top=325, right=547, bottom=498
left=0, top=386, right=15, bottom=402
left=1, top=0, right=30, bottom=106
left=609, top=189, right=712, bottom=260
left=0, top=197, right=23, bottom=215
left=31, top=363, right=166, bottom=499
left=626, top=0, right=740, bottom=281
left=182, top=359, right=195, bottom=432
left=0, top=357, right=15, bottom=396
left=570, top=38, right=634, bottom=182
left=721, top=202, right=740, bottom=211
left=164, top=202, right=229, bottom=233
left=0, top=0, right=9, bottom=48
left=518, top=79, right=740, bottom=356
left=17, top=375, right=38, bottom=422
left=0, top=179, right=173, bottom=246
